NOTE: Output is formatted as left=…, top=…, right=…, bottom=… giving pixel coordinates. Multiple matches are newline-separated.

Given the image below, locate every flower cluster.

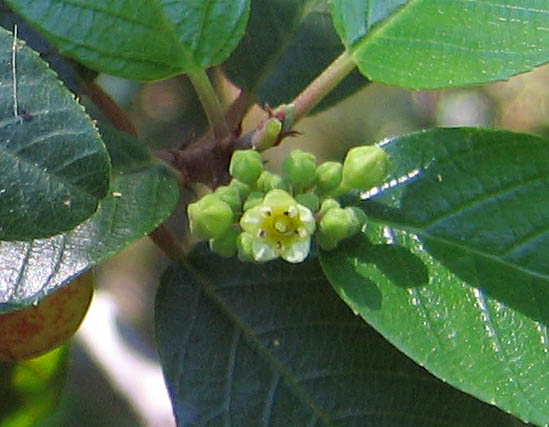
left=187, top=145, right=388, bottom=263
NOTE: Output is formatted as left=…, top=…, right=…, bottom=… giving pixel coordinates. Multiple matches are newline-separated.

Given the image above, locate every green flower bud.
left=237, top=232, right=255, bottom=262
left=187, top=194, right=234, bottom=240
left=317, top=206, right=367, bottom=250
left=252, top=117, right=283, bottom=151
left=319, top=207, right=355, bottom=243
left=214, top=185, right=242, bottom=214
left=229, top=179, right=251, bottom=200
left=345, top=206, right=367, bottom=232
left=209, top=227, right=239, bottom=257
left=243, top=191, right=264, bottom=211
left=316, top=233, right=340, bottom=251
left=282, top=149, right=317, bottom=188
left=272, top=103, right=296, bottom=131
left=295, top=193, right=320, bottom=213
left=229, top=150, right=264, bottom=185
left=341, top=145, right=388, bottom=191
left=316, top=161, right=342, bottom=194
left=256, top=171, right=289, bottom=193
left=318, top=198, right=340, bottom=217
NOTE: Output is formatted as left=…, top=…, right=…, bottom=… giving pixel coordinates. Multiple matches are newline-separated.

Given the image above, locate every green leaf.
left=158, top=0, right=250, bottom=69
left=0, top=3, right=88, bottom=94
left=223, top=0, right=367, bottom=112
left=330, top=0, right=549, bottom=88
left=320, top=128, right=549, bottom=425
left=0, top=346, right=69, bottom=426
left=4, top=0, right=250, bottom=80
left=0, top=125, right=179, bottom=313
left=0, top=26, right=110, bottom=241
left=155, top=250, right=522, bottom=425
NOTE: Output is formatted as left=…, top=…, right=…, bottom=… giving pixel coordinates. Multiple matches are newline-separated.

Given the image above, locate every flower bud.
left=236, top=232, right=255, bottom=262
left=229, top=150, right=264, bottom=185
left=272, top=103, right=296, bottom=131
left=341, top=145, right=388, bottom=191
left=319, top=207, right=356, bottom=243
left=256, top=171, right=289, bottom=192
left=316, top=161, right=342, bottom=194
left=214, top=185, right=242, bottom=215
left=229, top=179, right=251, bottom=200
left=282, top=149, right=317, bottom=188
left=252, top=117, right=282, bottom=151
left=316, top=233, right=340, bottom=251
left=209, top=227, right=239, bottom=257
left=187, top=194, right=234, bottom=240
left=243, top=191, right=264, bottom=211
left=317, top=206, right=367, bottom=250
left=345, top=206, right=368, bottom=233
left=318, top=198, right=340, bottom=217
left=295, top=193, right=319, bottom=213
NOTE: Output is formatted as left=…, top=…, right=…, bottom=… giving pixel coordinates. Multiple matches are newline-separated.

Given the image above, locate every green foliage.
left=3, top=0, right=549, bottom=425
left=321, top=128, right=549, bottom=425
left=0, top=125, right=179, bottom=313
left=4, top=0, right=250, bottom=80
left=0, top=27, right=110, bottom=240
left=223, top=0, right=368, bottom=111
left=155, top=251, right=520, bottom=426
left=331, top=0, right=549, bottom=88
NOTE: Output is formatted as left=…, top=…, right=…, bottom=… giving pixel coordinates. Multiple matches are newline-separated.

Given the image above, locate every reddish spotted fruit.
left=0, top=270, right=94, bottom=361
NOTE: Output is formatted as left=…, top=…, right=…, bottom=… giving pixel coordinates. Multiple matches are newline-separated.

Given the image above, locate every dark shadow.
left=321, top=235, right=430, bottom=311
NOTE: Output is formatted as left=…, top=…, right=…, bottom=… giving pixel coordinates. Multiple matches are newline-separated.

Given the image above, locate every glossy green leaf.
left=0, top=346, right=69, bottom=426
left=320, top=128, right=549, bottom=425
left=330, top=0, right=549, bottom=88
left=223, top=0, right=367, bottom=113
left=0, top=26, right=110, bottom=241
left=155, top=250, right=522, bottom=426
left=0, top=126, right=179, bottom=313
left=158, top=0, right=250, bottom=69
left=4, top=0, right=250, bottom=80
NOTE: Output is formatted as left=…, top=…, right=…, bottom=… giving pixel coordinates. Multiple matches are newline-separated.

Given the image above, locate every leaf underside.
left=155, top=250, right=520, bottom=426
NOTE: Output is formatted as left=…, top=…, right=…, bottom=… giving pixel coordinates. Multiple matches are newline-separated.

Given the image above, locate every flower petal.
left=297, top=205, right=316, bottom=234
left=281, top=239, right=310, bottom=263
left=240, top=206, right=264, bottom=233
left=252, top=239, right=279, bottom=262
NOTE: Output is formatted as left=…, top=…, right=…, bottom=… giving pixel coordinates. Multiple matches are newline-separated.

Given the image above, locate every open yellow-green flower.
left=239, top=189, right=316, bottom=263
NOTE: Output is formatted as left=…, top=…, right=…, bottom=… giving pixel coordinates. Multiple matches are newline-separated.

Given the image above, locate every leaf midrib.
left=347, top=0, right=419, bottom=53
left=183, top=259, right=333, bottom=425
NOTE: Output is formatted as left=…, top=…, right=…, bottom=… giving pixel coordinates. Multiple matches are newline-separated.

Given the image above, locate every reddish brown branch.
left=84, top=81, right=138, bottom=137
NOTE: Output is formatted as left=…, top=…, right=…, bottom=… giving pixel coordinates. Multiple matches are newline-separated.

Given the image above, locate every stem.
left=85, top=82, right=138, bottom=137
left=292, top=51, right=357, bottom=122
left=87, top=81, right=189, bottom=262
left=187, top=68, right=229, bottom=141
left=149, top=225, right=190, bottom=260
